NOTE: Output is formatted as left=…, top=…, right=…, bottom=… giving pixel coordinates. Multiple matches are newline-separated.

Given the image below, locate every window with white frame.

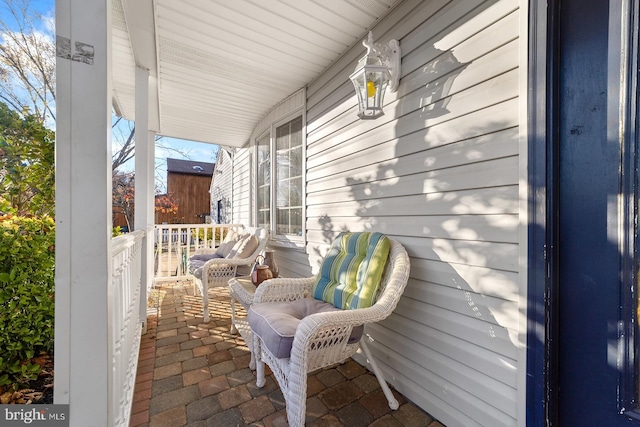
left=256, top=133, right=270, bottom=231
left=275, top=116, right=303, bottom=237
left=255, top=114, right=304, bottom=243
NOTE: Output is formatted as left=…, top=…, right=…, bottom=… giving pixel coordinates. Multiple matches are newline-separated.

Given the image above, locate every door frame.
left=526, top=0, right=559, bottom=424
left=614, top=0, right=640, bottom=417
left=526, top=0, right=640, bottom=425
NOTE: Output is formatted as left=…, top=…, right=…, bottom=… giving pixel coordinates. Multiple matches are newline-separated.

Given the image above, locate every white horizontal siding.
left=210, top=149, right=233, bottom=223
left=306, top=0, right=438, bottom=113
left=306, top=213, right=518, bottom=243
left=303, top=1, right=522, bottom=426
left=230, top=146, right=252, bottom=225
left=395, top=294, right=515, bottom=360
left=307, top=67, right=519, bottom=162
left=272, top=247, right=313, bottom=279
left=365, top=324, right=517, bottom=427
left=381, top=313, right=517, bottom=385
left=307, top=186, right=519, bottom=217
left=402, top=281, right=518, bottom=341
left=401, top=234, right=518, bottom=271
left=308, top=156, right=518, bottom=201
left=368, top=320, right=517, bottom=417
left=223, top=0, right=524, bottom=425
left=412, top=258, right=520, bottom=301
left=307, top=125, right=519, bottom=183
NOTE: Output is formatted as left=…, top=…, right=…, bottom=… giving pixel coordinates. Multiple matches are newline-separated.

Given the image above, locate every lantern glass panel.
left=350, top=54, right=390, bottom=119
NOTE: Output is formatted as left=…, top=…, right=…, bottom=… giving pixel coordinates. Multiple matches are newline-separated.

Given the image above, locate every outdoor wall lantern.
left=349, top=31, right=401, bottom=120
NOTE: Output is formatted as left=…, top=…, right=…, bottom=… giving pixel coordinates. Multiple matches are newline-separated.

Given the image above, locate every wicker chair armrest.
left=286, top=306, right=384, bottom=366
left=300, top=304, right=385, bottom=336
left=253, top=277, right=316, bottom=303
left=202, top=256, right=255, bottom=270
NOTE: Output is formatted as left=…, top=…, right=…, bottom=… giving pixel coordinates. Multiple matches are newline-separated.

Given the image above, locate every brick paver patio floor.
left=129, top=280, right=444, bottom=427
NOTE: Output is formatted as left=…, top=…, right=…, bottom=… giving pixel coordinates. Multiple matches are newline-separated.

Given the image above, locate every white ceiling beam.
left=122, top=0, right=160, bottom=131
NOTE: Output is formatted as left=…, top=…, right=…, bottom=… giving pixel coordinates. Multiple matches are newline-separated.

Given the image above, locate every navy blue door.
left=554, top=0, right=639, bottom=425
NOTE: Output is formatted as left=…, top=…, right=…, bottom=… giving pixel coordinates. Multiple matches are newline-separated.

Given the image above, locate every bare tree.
left=112, top=116, right=136, bottom=170
left=112, top=170, right=135, bottom=230
left=0, top=0, right=216, bottom=225
left=0, top=0, right=55, bottom=124
left=0, top=0, right=139, bottom=172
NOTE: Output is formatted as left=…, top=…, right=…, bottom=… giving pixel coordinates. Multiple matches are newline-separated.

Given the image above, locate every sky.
left=8, top=0, right=220, bottom=192
left=113, top=119, right=219, bottom=193
left=152, top=137, right=219, bottom=193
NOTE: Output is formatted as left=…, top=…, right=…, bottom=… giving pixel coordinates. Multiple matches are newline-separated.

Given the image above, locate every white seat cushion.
left=248, top=298, right=364, bottom=358
left=188, top=253, right=223, bottom=278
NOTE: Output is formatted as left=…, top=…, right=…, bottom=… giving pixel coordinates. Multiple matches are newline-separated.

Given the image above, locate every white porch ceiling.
left=112, top=0, right=401, bottom=147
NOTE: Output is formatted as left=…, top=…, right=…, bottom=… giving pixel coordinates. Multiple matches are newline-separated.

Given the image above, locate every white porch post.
left=134, top=66, right=156, bottom=330
left=54, top=0, right=112, bottom=424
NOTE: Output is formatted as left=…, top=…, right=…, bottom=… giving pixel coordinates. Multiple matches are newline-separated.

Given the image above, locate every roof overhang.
left=111, top=0, right=401, bottom=147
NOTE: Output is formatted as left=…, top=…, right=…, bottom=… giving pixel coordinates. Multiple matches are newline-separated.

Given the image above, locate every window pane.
left=257, top=162, right=265, bottom=183
left=277, top=179, right=290, bottom=207
left=291, top=146, right=302, bottom=177
left=276, top=124, right=289, bottom=151
left=275, top=116, right=303, bottom=237
left=291, top=117, right=302, bottom=145
left=260, top=186, right=270, bottom=206
left=290, top=177, right=302, bottom=205
left=276, top=209, right=287, bottom=235
left=257, top=134, right=270, bottom=229
left=275, top=206, right=302, bottom=236
left=277, top=159, right=290, bottom=180
left=258, top=211, right=269, bottom=229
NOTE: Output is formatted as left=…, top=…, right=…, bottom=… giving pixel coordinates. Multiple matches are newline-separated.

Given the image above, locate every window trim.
left=255, top=131, right=271, bottom=233
left=253, top=108, right=306, bottom=249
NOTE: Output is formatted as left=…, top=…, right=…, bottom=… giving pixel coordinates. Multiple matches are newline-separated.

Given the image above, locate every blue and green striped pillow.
left=312, top=232, right=390, bottom=310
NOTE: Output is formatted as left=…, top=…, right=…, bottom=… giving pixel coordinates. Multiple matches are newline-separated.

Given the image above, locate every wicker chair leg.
left=360, top=340, right=399, bottom=410
left=193, top=277, right=199, bottom=296
left=249, top=334, right=256, bottom=370
left=230, top=297, right=238, bottom=334
left=254, top=337, right=266, bottom=387
left=255, top=359, right=266, bottom=388
left=201, top=277, right=210, bottom=323
left=285, top=370, right=308, bottom=427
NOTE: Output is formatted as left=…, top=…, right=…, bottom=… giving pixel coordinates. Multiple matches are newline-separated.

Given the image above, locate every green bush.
left=0, top=213, right=55, bottom=388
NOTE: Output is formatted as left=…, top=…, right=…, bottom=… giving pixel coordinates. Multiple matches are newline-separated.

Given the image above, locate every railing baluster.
left=110, top=230, right=144, bottom=427
left=152, top=224, right=243, bottom=282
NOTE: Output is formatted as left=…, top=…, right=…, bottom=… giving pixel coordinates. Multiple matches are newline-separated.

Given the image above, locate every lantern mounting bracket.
left=349, top=31, right=401, bottom=120
left=363, top=32, right=400, bottom=93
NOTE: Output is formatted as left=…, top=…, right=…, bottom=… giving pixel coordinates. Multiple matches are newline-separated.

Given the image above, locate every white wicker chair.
left=250, top=237, right=410, bottom=426
left=190, top=227, right=268, bottom=322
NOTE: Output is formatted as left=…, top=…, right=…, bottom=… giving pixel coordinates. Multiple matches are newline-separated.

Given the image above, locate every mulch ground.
left=0, top=352, right=54, bottom=404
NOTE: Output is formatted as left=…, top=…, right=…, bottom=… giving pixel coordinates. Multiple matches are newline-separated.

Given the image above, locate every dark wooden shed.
left=156, top=158, right=214, bottom=224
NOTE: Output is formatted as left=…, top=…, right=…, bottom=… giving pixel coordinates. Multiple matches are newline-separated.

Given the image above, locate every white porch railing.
left=109, top=230, right=145, bottom=427
left=153, top=224, right=244, bottom=281
left=103, top=224, right=242, bottom=425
